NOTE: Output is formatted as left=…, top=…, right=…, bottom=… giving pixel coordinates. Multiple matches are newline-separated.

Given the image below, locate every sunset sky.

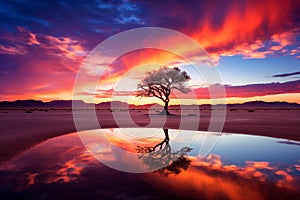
left=1, top=0, right=300, bottom=104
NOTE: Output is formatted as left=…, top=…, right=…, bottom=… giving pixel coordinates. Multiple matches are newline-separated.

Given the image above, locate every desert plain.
left=0, top=108, right=299, bottom=163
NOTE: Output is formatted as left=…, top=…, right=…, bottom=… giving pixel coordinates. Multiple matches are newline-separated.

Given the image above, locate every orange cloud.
left=90, top=1, right=300, bottom=94
left=98, top=49, right=185, bottom=84
left=191, top=1, right=295, bottom=52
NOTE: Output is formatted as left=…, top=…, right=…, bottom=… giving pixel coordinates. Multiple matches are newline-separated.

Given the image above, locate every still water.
left=0, top=128, right=299, bottom=200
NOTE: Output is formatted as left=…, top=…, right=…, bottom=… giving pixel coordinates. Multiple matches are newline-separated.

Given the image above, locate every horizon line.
left=1, top=99, right=300, bottom=106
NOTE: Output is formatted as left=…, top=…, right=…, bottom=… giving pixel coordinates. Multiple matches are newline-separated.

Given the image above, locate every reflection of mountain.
left=1, top=99, right=300, bottom=109
left=136, top=129, right=192, bottom=176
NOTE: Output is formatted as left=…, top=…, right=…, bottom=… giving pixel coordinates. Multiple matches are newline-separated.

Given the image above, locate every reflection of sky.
left=211, top=133, right=300, bottom=165
left=0, top=129, right=299, bottom=199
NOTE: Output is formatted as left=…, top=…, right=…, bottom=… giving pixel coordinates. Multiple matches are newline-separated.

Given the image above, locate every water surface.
left=0, top=129, right=299, bottom=200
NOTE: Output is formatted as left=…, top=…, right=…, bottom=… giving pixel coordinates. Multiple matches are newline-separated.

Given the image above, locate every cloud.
left=272, top=71, right=300, bottom=78
left=91, top=79, right=300, bottom=100
left=0, top=44, right=27, bottom=55
left=191, top=80, right=300, bottom=99
left=0, top=70, right=76, bottom=101
left=0, top=26, right=91, bottom=101
left=1, top=0, right=300, bottom=101
left=138, top=1, right=299, bottom=48
left=16, top=26, right=40, bottom=45
left=2, top=0, right=300, bottom=57
left=131, top=0, right=300, bottom=62
left=1, top=27, right=87, bottom=62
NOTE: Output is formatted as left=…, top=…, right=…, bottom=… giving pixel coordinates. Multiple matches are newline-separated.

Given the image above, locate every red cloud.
left=190, top=1, right=298, bottom=52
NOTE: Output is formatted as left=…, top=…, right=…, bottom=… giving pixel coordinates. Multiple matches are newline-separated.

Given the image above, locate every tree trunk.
left=162, top=100, right=171, bottom=115
left=163, top=129, right=170, bottom=143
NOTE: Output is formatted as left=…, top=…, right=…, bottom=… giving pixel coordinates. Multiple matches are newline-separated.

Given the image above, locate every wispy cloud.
left=0, top=44, right=27, bottom=55
left=272, top=71, right=300, bottom=78
left=190, top=80, right=300, bottom=99
left=83, top=80, right=300, bottom=100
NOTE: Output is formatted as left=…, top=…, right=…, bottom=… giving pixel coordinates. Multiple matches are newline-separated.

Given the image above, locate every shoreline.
left=0, top=109, right=299, bottom=164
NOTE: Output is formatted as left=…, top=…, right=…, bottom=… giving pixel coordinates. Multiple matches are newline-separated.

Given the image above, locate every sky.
left=0, top=0, right=300, bottom=104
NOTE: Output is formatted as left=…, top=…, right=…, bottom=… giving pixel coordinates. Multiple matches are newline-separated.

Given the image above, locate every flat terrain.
left=0, top=108, right=299, bottom=163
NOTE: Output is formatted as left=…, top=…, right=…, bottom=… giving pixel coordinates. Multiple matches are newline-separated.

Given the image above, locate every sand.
left=0, top=108, right=299, bottom=163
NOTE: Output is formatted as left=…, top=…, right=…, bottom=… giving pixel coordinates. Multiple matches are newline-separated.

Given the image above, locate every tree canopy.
left=136, top=67, right=191, bottom=115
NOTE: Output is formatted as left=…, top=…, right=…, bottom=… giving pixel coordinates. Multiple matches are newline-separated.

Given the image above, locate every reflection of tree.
left=136, top=129, right=192, bottom=176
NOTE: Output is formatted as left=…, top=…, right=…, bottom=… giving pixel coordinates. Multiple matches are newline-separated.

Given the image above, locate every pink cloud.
left=91, top=80, right=300, bottom=100
left=0, top=44, right=27, bottom=55
left=0, top=27, right=87, bottom=63
left=0, top=27, right=90, bottom=101
left=207, top=28, right=300, bottom=62
left=17, top=26, right=40, bottom=45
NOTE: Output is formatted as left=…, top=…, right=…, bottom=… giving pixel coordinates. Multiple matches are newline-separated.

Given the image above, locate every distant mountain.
left=47, top=100, right=91, bottom=108
left=227, top=100, right=300, bottom=108
left=96, top=102, right=163, bottom=109
left=0, top=100, right=90, bottom=108
left=0, top=100, right=45, bottom=108
left=129, top=103, right=162, bottom=109
left=0, top=100, right=299, bottom=109
left=96, top=101, right=129, bottom=109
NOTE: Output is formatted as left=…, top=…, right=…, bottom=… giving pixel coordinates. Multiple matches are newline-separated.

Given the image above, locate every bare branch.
left=136, top=67, right=191, bottom=114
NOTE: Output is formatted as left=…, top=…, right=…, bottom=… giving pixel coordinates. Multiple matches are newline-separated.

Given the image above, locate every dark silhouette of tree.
left=136, top=129, right=192, bottom=176
left=136, top=67, right=191, bottom=115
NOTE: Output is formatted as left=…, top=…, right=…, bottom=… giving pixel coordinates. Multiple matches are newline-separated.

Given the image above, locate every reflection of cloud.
left=190, top=154, right=300, bottom=191
left=1, top=131, right=299, bottom=199
left=275, top=170, right=295, bottom=190
left=104, top=133, right=164, bottom=153
left=46, top=158, right=85, bottom=183
left=295, top=163, right=300, bottom=171
left=86, top=142, right=116, bottom=162
left=26, top=172, right=39, bottom=185
left=0, top=133, right=97, bottom=188
left=32, top=150, right=94, bottom=185
left=150, top=167, right=265, bottom=200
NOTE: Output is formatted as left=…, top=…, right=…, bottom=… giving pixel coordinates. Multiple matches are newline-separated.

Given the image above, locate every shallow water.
left=0, top=128, right=299, bottom=200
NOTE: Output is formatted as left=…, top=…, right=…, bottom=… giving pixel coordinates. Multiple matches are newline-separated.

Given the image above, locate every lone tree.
left=136, top=67, right=191, bottom=115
